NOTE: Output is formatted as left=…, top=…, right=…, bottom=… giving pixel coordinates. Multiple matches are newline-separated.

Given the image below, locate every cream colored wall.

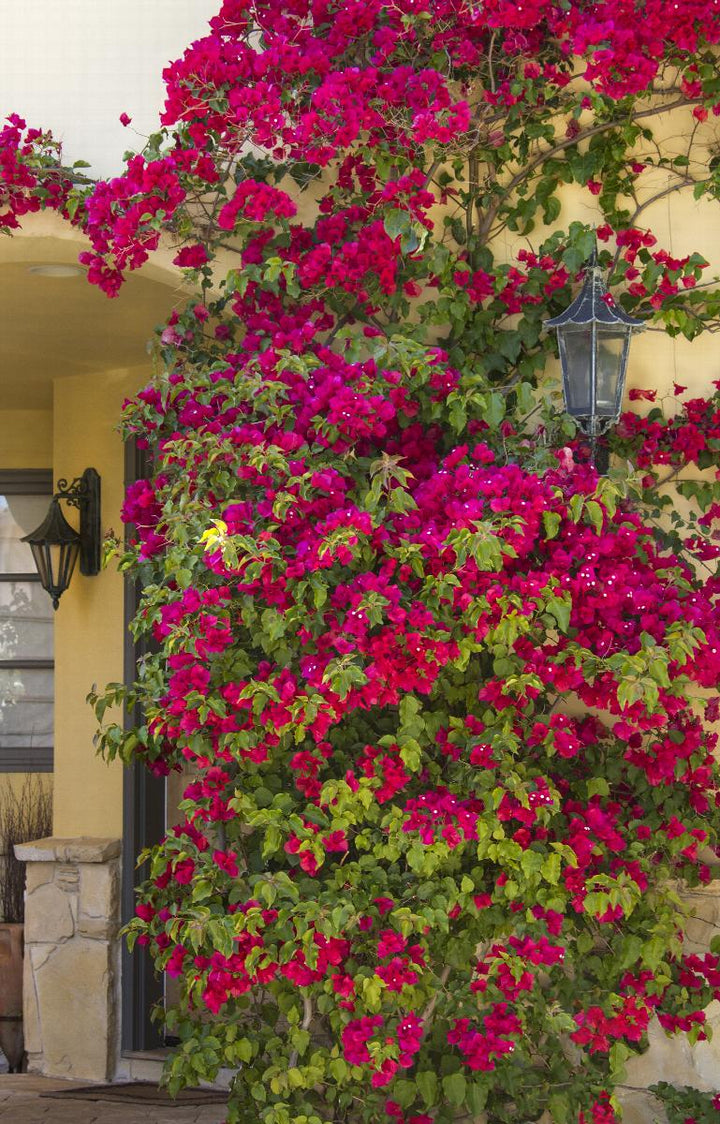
left=51, top=367, right=146, bottom=838
left=1, top=1, right=218, bottom=179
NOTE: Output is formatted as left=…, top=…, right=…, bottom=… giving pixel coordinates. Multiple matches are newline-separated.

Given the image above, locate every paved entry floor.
left=0, top=1076, right=227, bottom=1123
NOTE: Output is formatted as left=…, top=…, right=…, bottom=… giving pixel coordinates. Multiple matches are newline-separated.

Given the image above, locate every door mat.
left=40, top=1082, right=227, bottom=1106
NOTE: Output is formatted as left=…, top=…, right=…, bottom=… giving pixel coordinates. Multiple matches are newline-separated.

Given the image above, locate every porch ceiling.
left=0, top=256, right=182, bottom=410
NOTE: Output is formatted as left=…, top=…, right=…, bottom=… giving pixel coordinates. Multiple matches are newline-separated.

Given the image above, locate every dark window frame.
left=121, top=441, right=165, bottom=1051
left=0, top=470, right=54, bottom=772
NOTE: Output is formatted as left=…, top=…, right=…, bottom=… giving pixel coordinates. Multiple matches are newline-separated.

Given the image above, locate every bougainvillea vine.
left=5, top=2, right=720, bottom=1123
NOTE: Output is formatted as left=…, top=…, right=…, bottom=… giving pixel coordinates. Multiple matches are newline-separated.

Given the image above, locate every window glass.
left=0, top=495, right=51, bottom=573
left=0, top=478, right=54, bottom=770
left=0, top=668, right=53, bottom=749
left=0, top=582, right=54, bottom=661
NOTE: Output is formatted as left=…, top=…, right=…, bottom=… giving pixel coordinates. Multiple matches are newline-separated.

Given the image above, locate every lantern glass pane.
left=560, top=327, right=593, bottom=416
left=560, top=326, right=629, bottom=419
left=54, top=542, right=80, bottom=596
left=32, top=541, right=80, bottom=601
left=29, top=543, right=52, bottom=592
left=596, top=330, right=626, bottom=416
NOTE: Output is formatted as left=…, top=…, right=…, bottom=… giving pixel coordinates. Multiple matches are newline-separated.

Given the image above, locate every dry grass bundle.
left=0, top=777, right=52, bottom=923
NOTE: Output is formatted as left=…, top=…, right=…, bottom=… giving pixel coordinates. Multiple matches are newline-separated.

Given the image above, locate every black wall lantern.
left=22, top=468, right=101, bottom=609
left=545, top=250, right=645, bottom=468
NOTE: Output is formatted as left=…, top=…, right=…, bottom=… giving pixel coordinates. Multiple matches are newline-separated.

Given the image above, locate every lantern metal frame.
left=21, top=468, right=101, bottom=609
left=545, top=250, right=645, bottom=466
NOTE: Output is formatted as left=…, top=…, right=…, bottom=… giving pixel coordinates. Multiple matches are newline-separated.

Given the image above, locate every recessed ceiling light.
left=27, top=264, right=84, bottom=278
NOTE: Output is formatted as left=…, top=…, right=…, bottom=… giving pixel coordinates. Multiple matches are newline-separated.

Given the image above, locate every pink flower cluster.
left=0, top=115, right=72, bottom=231
left=342, top=1013, right=423, bottom=1087
left=447, top=1004, right=522, bottom=1071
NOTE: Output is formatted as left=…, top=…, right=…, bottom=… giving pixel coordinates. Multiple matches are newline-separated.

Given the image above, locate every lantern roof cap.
left=545, top=249, right=645, bottom=330
left=21, top=496, right=81, bottom=547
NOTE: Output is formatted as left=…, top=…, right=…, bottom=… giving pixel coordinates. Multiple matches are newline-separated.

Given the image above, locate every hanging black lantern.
left=22, top=468, right=101, bottom=609
left=545, top=250, right=645, bottom=466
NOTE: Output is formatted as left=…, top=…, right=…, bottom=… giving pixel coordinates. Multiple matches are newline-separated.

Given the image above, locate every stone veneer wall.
left=14, top=837, right=121, bottom=1081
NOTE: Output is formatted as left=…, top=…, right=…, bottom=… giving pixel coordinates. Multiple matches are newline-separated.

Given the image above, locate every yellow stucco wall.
left=51, top=367, right=146, bottom=838
left=0, top=410, right=52, bottom=469
left=0, top=212, right=181, bottom=842
left=477, top=101, right=720, bottom=415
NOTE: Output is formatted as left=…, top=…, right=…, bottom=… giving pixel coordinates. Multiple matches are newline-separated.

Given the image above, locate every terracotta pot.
left=0, top=923, right=23, bottom=1072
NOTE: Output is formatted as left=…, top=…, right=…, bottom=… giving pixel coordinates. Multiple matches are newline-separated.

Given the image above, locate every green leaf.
left=383, top=208, right=411, bottom=239
left=617, top=678, right=643, bottom=711
left=399, top=694, right=421, bottom=727
left=543, top=511, right=562, bottom=539
left=585, top=500, right=604, bottom=534
left=400, top=227, right=421, bottom=254
left=236, top=1037, right=253, bottom=1063
left=466, top=1083, right=488, bottom=1114
left=619, top=935, right=643, bottom=970
left=416, top=1070, right=438, bottom=1107
left=398, top=737, right=422, bottom=772
left=516, top=381, right=536, bottom=414
left=450, top=217, right=467, bottom=244
left=543, top=196, right=562, bottom=225
left=261, top=608, right=286, bottom=643
left=393, top=1080, right=416, bottom=1109
left=485, top=392, right=506, bottom=429
left=254, top=785, right=274, bottom=808
left=609, top=1041, right=631, bottom=1083
left=541, top=853, right=561, bottom=885
left=521, top=849, right=545, bottom=879
left=442, top=1072, right=467, bottom=1107
left=642, top=936, right=668, bottom=971
left=329, top=1057, right=348, bottom=1082
left=549, top=1092, right=571, bottom=1123
left=546, top=592, right=571, bottom=633
left=569, top=493, right=585, bottom=522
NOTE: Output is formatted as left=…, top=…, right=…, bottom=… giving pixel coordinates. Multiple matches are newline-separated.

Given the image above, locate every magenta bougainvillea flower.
left=6, top=1, right=720, bottom=1121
